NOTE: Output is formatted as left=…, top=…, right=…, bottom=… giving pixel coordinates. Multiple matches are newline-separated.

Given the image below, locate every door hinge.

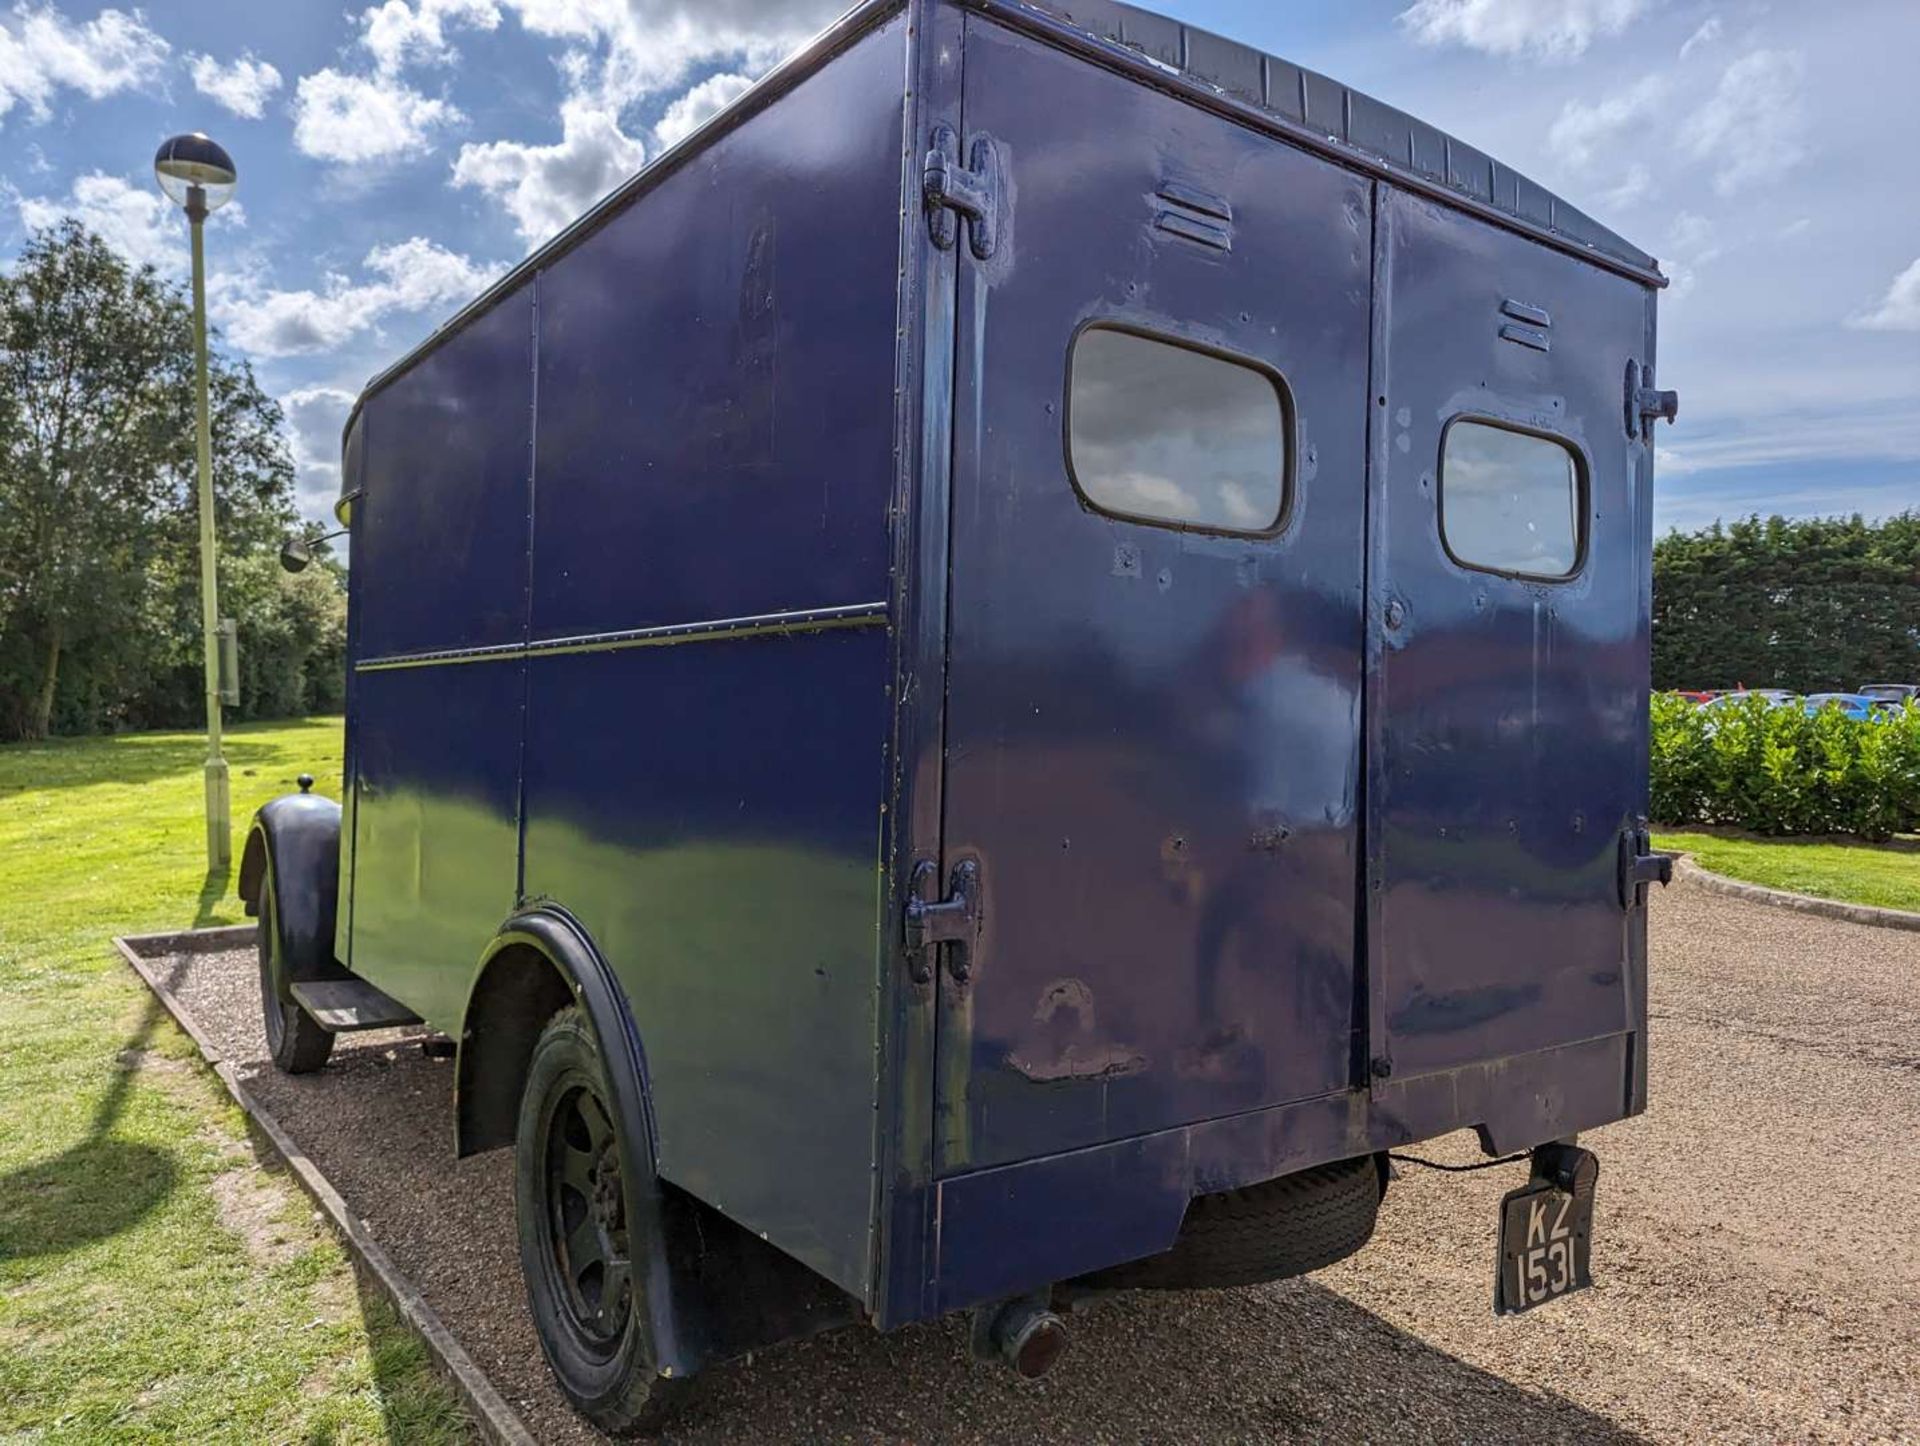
left=904, top=857, right=981, bottom=984
left=1624, top=359, right=1679, bottom=441
left=1617, top=821, right=1674, bottom=909
left=924, top=125, right=1000, bottom=260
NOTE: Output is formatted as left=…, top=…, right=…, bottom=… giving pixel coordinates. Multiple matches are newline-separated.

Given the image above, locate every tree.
left=1651, top=512, right=1920, bottom=693
left=0, top=219, right=312, bottom=739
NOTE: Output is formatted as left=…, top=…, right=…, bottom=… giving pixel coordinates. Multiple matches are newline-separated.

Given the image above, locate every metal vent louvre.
left=1019, top=0, right=1656, bottom=274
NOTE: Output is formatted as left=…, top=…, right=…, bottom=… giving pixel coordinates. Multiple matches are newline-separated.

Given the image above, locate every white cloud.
left=220, top=237, right=501, bottom=357
left=359, top=0, right=499, bottom=71
left=1599, top=163, right=1652, bottom=211
left=445, top=1, right=828, bottom=241
left=451, top=96, right=643, bottom=246
left=281, top=383, right=358, bottom=519
left=1849, top=258, right=1920, bottom=333
left=291, top=67, right=461, bottom=164
left=505, top=0, right=834, bottom=107
left=1396, top=0, right=1648, bottom=60
left=189, top=51, right=281, bottom=119
left=0, top=3, right=170, bottom=123
left=1679, top=49, right=1805, bottom=197
left=652, top=70, right=752, bottom=150
left=11, top=169, right=236, bottom=271
left=1653, top=445, right=1698, bottom=476
left=443, top=0, right=831, bottom=240
left=1661, top=210, right=1720, bottom=299
left=1548, top=75, right=1667, bottom=173
left=1678, top=14, right=1721, bottom=59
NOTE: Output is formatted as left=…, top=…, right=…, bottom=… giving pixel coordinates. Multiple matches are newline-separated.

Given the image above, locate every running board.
left=290, top=978, right=422, bottom=1033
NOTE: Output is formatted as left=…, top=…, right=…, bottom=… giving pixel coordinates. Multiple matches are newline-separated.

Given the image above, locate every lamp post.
left=154, top=133, right=238, bottom=871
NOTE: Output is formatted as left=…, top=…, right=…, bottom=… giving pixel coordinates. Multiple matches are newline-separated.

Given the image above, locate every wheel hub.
left=589, top=1146, right=622, bottom=1228
left=547, top=1082, right=634, bottom=1345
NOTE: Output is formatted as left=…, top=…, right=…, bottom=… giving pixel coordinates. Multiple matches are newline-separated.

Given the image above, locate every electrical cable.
left=1387, top=1151, right=1530, bottom=1173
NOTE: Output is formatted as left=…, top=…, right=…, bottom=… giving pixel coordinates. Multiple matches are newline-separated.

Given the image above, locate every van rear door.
left=932, top=16, right=1372, bottom=1177
left=1368, top=188, right=1655, bottom=1088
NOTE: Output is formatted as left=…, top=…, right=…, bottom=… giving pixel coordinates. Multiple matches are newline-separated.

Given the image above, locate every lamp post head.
left=154, top=133, right=236, bottom=219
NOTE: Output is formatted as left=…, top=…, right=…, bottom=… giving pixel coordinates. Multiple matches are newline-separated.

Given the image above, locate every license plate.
left=1494, top=1174, right=1595, bottom=1315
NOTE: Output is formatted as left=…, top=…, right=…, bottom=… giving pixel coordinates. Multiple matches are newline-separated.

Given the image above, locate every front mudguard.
left=238, top=790, right=351, bottom=988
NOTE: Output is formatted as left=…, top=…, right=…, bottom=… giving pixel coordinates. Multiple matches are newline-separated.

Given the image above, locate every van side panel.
left=347, top=289, right=533, bottom=1031
left=518, top=14, right=908, bottom=1302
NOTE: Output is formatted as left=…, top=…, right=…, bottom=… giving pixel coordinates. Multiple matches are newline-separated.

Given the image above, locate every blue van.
left=243, top=0, right=1677, bottom=1430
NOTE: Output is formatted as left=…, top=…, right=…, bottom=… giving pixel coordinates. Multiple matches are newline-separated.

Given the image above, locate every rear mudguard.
left=238, top=791, right=352, bottom=988
left=473, top=910, right=859, bottom=1381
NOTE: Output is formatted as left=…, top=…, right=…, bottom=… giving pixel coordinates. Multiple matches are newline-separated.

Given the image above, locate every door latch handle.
left=1627, top=852, right=1673, bottom=892
left=1617, top=823, right=1673, bottom=908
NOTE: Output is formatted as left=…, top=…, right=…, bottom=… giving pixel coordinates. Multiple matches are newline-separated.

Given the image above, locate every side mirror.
left=279, top=525, right=346, bottom=574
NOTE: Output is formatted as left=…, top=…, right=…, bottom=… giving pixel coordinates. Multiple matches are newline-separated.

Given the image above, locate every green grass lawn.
left=0, top=717, right=470, bottom=1444
left=1654, top=828, right=1920, bottom=913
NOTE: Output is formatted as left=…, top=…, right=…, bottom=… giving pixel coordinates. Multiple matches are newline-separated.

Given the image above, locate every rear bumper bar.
left=922, top=1030, right=1634, bottom=1319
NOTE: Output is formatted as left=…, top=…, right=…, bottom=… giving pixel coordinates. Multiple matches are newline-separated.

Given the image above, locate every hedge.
left=1650, top=692, right=1920, bottom=840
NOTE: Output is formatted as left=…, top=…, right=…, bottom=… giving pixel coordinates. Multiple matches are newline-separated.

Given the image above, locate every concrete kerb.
left=112, top=927, right=538, bottom=1446
left=1671, top=854, right=1920, bottom=934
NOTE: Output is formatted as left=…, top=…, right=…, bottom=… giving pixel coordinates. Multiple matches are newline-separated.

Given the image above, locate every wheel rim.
left=540, top=1075, right=634, bottom=1351
left=257, top=885, right=286, bottom=1054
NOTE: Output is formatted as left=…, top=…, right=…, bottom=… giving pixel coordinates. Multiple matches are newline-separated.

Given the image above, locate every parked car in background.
left=1802, top=692, right=1892, bottom=722
left=1701, top=690, right=1796, bottom=712
left=1858, top=683, right=1919, bottom=705
left=1672, top=690, right=1718, bottom=705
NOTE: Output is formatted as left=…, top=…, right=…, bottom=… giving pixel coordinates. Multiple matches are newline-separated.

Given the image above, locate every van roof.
left=1025, top=0, right=1657, bottom=276
left=346, top=0, right=1660, bottom=455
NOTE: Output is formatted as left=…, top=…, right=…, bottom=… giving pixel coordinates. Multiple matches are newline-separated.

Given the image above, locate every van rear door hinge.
left=1624, top=359, right=1679, bottom=441
left=924, top=125, right=1000, bottom=261
left=904, top=857, right=981, bottom=984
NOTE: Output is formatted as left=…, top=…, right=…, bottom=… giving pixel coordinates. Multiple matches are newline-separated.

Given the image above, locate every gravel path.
left=157, top=876, right=1920, bottom=1443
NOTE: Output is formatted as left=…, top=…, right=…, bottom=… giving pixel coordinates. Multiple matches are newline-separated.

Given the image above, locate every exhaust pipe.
left=976, top=1297, right=1069, bottom=1379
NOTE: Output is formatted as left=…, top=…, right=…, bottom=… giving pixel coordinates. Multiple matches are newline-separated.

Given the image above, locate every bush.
left=1651, top=693, right=1920, bottom=840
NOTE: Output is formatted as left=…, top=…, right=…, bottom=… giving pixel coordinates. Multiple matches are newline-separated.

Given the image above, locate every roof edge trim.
left=980, top=0, right=1663, bottom=286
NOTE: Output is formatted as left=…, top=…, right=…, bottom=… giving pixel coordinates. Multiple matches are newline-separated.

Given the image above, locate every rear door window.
left=1439, top=420, right=1584, bottom=579
left=1067, top=325, right=1290, bottom=534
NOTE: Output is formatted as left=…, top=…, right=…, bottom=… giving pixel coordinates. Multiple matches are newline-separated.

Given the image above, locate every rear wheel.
left=1076, top=1154, right=1383, bottom=1291
left=255, top=874, right=334, bottom=1074
left=515, top=1007, right=687, bottom=1436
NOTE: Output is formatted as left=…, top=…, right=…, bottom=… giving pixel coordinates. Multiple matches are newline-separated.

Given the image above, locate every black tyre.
left=256, top=874, right=334, bottom=1074
left=515, top=1007, right=688, bottom=1436
left=1077, top=1155, right=1382, bottom=1291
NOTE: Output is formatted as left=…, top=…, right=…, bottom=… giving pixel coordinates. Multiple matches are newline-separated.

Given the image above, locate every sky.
left=0, top=0, right=1915, bottom=538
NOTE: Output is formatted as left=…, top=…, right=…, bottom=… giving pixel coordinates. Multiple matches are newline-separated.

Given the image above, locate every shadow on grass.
left=0, top=1135, right=178, bottom=1262
left=0, top=736, right=285, bottom=794
left=0, top=988, right=182, bottom=1261
left=346, top=1272, right=477, bottom=1444
left=0, top=867, right=230, bottom=1262
left=196, top=862, right=234, bottom=928
left=225, top=1111, right=475, bottom=1445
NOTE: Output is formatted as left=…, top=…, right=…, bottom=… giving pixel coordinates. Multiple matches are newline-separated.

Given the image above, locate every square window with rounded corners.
left=1439, top=420, right=1585, bottom=580
left=1067, top=325, right=1291, bottom=535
